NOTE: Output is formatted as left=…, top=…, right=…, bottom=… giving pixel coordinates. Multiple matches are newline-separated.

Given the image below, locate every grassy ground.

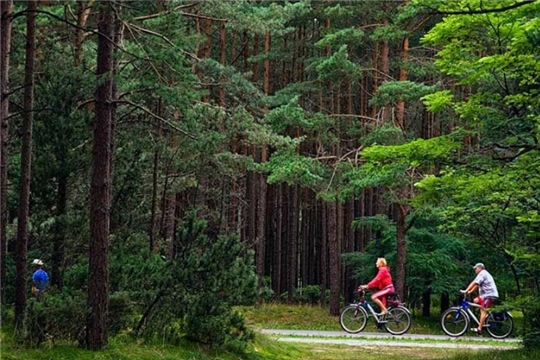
left=239, top=303, right=457, bottom=334
left=0, top=303, right=532, bottom=360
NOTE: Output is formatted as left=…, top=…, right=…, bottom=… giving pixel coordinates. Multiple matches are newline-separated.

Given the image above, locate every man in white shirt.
left=461, top=263, right=499, bottom=334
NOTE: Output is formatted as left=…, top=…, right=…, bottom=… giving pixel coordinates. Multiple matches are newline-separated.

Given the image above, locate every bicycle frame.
left=454, top=297, right=484, bottom=327
left=356, top=297, right=386, bottom=323
left=355, top=290, right=409, bottom=323
left=341, top=289, right=412, bottom=335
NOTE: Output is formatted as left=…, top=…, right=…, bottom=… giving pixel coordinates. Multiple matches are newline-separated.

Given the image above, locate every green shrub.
left=135, top=211, right=258, bottom=349
left=25, top=291, right=86, bottom=347
left=523, top=331, right=540, bottom=350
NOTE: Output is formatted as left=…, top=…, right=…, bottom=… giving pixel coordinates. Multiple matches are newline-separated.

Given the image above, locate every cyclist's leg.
left=476, top=297, right=493, bottom=332
left=371, top=286, right=394, bottom=314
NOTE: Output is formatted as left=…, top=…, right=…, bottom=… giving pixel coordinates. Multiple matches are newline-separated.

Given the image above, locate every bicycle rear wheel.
left=485, top=311, right=514, bottom=339
left=441, top=307, right=469, bottom=337
left=339, top=305, right=368, bottom=333
left=384, top=306, right=411, bottom=335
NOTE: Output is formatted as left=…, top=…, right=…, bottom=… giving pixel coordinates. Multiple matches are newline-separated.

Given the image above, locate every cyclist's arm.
left=462, top=282, right=478, bottom=294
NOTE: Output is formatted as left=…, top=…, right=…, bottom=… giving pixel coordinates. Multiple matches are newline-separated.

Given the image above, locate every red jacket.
left=367, top=266, right=393, bottom=290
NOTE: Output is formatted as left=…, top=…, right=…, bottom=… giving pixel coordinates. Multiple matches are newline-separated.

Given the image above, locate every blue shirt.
left=33, top=269, right=49, bottom=291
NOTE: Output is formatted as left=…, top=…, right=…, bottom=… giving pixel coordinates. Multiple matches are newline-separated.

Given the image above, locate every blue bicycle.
left=440, top=293, right=514, bottom=339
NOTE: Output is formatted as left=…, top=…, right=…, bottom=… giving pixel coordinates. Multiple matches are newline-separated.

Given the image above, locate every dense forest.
left=1, top=0, right=540, bottom=351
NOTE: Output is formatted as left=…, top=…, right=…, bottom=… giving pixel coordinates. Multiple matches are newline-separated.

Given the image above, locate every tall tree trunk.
left=51, top=174, right=67, bottom=288
left=422, top=287, right=431, bottom=317
left=255, top=149, right=267, bottom=294
left=287, top=185, right=298, bottom=303
left=272, top=183, right=283, bottom=296
left=328, top=201, right=340, bottom=315
left=149, top=147, right=159, bottom=251
left=87, top=1, right=115, bottom=350
left=0, top=0, right=13, bottom=305
left=320, top=201, right=327, bottom=306
left=396, top=35, right=409, bottom=128
left=14, top=0, right=37, bottom=339
left=395, top=204, right=408, bottom=299
left=74, top=0, right=94, bottom=66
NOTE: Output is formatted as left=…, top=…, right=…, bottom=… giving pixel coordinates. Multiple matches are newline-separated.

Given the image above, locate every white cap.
left=473, top=262, right=484, bottom=269
left=32, top=259, right=44, bottom=266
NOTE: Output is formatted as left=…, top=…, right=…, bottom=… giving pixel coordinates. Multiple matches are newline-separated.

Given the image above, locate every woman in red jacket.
left=359, top=257, right=394, bottom=315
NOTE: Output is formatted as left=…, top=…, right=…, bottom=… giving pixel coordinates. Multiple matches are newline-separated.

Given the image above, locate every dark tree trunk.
left=422, top=288, right=431, bottom=317
left=273, top=184, right=283, bottom=296
left=14, top=0, right=37, bottom=338
left=328, top=201, right=341, bottom=316
left=149, top=147, right=159, bottom=251
left=394, top=204, right=407, bottom=299
left=320, top=201, right=327, bottom=306
left=0, top=0, right=13, bottom=305
left=87, top=1, right=115, bottom=350
left=255, top=167, right=267, bottom=292
left=287, top=185, right=298, bottom=303
left=51, top=175, right=67, bottom=288
left=440, top=291, right=450, bottom=313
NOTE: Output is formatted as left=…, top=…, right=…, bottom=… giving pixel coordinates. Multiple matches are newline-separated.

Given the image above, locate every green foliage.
left=138, top=212, right=257, bottom=348
left=370, top=81, right=437, bottom=107
left=313, top=45, right=362, bottom=81
left=24, top=291, right=86, bottom=347
left=265, top=149, right=327, bottom=188
left=315, top=27, right=365, bottom=49
left=523, top=331, right=540, bottom=350
left=421, top=90, right=454, bottom=112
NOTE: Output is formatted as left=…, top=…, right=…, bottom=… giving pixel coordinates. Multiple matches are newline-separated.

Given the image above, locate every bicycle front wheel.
left=441, top=307, right=469, bottom=337
left=339, top=304, right=368, bottom=333
left=384, top=306, right=411, bottom=335
left=485, top=312, right=514, bottom=339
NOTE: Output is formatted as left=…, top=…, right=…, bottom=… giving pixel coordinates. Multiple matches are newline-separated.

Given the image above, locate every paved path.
left=260, top=329, right=521, bottom=350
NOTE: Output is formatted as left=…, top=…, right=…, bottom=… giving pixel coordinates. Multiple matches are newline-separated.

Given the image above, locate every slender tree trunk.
left=14, top=0, right=37, bottom=339
left=74, top=0, right=94, bottom=66
left=328, top=201, right=340, bottom=315
left=272, top=183, right=283, bottom=296
left=0, top=0, right=14, bottom=305
left=87, top=1, right=115, bottom=350
left=422, top=287, right=431, bottom=317
left=396, top=35, right=409, bottom=128
left=320, top=201, right=327, bottom=306
left=395, top=204, right=408, bottom=299
left=255, top=151, right=267, bottom=293
left=287, top=185, right=298, bottom=303
left=440, top=291, right=450, bottom=313
left=51, top=174, right=67, bottom=288
left=149, top=147, right=159, bottom=251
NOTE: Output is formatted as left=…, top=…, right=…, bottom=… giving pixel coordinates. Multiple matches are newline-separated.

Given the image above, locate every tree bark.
left=87, top=1, right=115, bottom=350
left=287, top=185, right=299, bottom=303
left=14, top=0, right=37, bottom=339
left=0, top=0, right=13, bottom=305
left=328, top=201, right=340, bottom=315
left=396, top=35, right=409, bottom=128
left=395, top=204, right=408, bottom=299
left=74, top=0, right=95, bottom=66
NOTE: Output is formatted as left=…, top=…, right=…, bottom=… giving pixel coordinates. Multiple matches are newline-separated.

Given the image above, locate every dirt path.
left=260, top=329, right=521, bottom=350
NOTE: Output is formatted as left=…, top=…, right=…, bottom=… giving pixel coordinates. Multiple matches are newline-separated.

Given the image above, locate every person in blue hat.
left=461, top=263, right=499, bottom=334
left=31, top=259, right=49, bottom=301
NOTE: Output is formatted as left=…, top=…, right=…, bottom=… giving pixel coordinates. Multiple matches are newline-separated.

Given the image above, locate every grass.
left=239, top=303, right=448, bottom=334
left=239, top=302, right=524, bottom=337
left=0, top=303, right=534, bottom=360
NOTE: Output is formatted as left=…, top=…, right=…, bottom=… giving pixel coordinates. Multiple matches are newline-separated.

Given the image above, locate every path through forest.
left=260, top=329, right=521, bottom=350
